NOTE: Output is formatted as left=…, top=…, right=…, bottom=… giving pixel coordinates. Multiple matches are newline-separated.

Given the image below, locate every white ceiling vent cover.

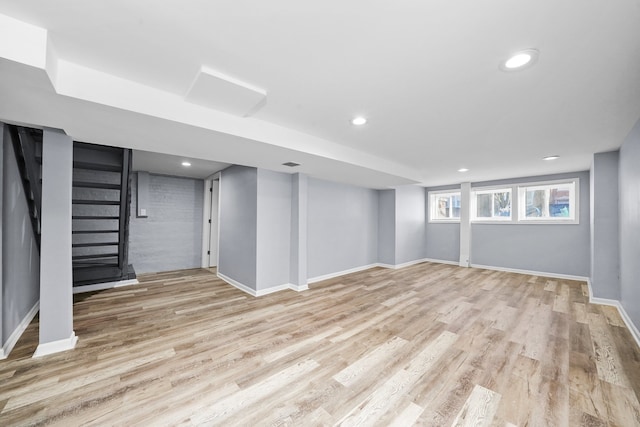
left=185, top=66, right=266, bottom=117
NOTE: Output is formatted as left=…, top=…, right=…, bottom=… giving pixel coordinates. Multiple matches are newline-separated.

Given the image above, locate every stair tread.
left=73, top=161, right=122, bottom=172
left=72, top=253, right=118, bottom=260
left=73, top=181, right=121, bottom=190
left=72, top=229, right=119, bottom=234
left=72, top=242, right=119, bottom=247
left=73, top=263, right=119, bottom=269
left=72, top=199, right=121, bottom=205
left=72, top=215, right=120, bottom=220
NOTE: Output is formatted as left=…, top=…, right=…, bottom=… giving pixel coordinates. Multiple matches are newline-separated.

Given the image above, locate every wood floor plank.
left=588, top=312, right=632, bottom=388
left=0, top=264, right=639, bottom=426
left=451, top=384, right=501, bottom=427
left=332, top=335, right=407, bottom=387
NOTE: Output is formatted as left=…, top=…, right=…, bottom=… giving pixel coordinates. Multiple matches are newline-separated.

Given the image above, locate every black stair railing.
left=118, top=149, right=132, bottom=273
left=7, top=125, right=42, bottom=251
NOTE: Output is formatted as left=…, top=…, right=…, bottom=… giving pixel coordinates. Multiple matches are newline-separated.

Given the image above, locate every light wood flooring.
left=1, top=263, right=640, bottom=426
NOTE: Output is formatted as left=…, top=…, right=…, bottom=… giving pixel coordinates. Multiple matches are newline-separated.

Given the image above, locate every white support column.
left=0, top=124, right=5, bottom=359
left=34, top=128, right=77, bottom=357
left=459, top=182, right=471, bottom=267
left=290, top=173, right=308, bottom=290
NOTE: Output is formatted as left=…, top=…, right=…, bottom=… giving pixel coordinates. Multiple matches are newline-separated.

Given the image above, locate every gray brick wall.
left=129, top=173, right=204, bottom=274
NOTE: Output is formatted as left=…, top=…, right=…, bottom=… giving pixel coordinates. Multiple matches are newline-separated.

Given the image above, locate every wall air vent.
left=282, top=162, right=300, bottom=167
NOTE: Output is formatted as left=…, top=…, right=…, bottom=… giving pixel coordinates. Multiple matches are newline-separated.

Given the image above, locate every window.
left=517, top=179, right=578, bottom=223
left=472, top=188, right=511, bottom=221
left=429, top=191, right=461, bottom=222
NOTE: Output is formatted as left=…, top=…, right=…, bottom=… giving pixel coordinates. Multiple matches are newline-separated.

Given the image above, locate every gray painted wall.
left=129, top=172, right=203, bottom=274
left=307, top=178, right=378, bottom=278
left=426, top=185, right=461, bottom=263
left=426, top=223, right=460, bottom=263
left=377, top=189, right=395, bottom=265
left=256, top=169, right=291, bottom=290
left=218, top=166, right=258, bottom=288
left=395, top=186, right=427, bottom=264
left=2, top=127, right=40, bottom=346
left=471, top=171, right=590, bottom=277
left=619, top=119, right=640, bottom=332
left=590, top=151, right=620, bottom=300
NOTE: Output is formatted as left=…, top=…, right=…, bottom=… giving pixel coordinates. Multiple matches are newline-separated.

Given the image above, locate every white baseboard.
left=256, top=283, right=291, bottom=296
left=379, top=258, right=429, bottom=270
left=469, top=264, right=589, bottom=282
left=423, top=258, right=460, bottom=266
left=73, top=279, right=139, bottom=294
left=217, top=273, right=309, bottom=296
left=217, top=272, right=258, bottom=296
left=1, top=301, right=39, bottom=360
left=33, top=331, right=78, bottom=358
left=308, top=259, right=459, bottom=284
left=289, top=283, right=309, bottom=292
left=307, top=263, right=379, bottom=284
left=586, top=280, right=640, bottom=349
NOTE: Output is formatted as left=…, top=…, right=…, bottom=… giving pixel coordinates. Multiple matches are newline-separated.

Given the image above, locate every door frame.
left=201, top=171, right=221, bottom=268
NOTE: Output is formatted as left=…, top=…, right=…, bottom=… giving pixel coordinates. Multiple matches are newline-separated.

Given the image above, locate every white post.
left=34, top=128, right=77, bottom=357
left=459, top=182, right=471, bottom=267
left=290, top=173, right=308, bottom=289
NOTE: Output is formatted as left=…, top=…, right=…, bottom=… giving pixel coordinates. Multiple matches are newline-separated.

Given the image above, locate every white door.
left=208, top=179, right=219, bottom=267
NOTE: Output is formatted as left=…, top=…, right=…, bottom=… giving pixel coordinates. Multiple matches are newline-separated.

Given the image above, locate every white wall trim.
left=586, top=280, right=640, bottom=349
left=376, top=263, right=396, bottom=269
left=469, top=264, right=589, bottom=282
left=307, top=259, right=459, bottom=284
left=377, top=258, right=430, bottom=270
left=289, top=283, right=309, bottom=292
left=256, top=284, right=290, bottom=296
left=33, top=331, right=78, bottom=358
left=201, top=178, right=212, bottom=268
left=308, top=263, right=379, bottom=284
left=217, top=272, right=257, bottom=296
left=423, top=258, right=460, bottom=266
left=217, top=273, right=309, bottom=296
left=72, top=279, right=139, bottom=294
left=1, top=301, right=39, bottom=360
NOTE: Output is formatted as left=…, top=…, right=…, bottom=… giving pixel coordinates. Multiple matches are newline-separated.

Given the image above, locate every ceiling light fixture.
left=543, top=155, right=559, bottom=161
left=458, top=168, right=469, bottom=172
left=181, top=161, right=192, bottom=167
left=351, top=116, right=367, bottom=126
left=500, top=49, right=539, bottom=71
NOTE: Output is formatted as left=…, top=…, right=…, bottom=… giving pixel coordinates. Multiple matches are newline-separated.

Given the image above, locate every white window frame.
left=469, top=178, right=579, bottom=225
left=517, top=178, right=579, bottom=224
left=428, top=190, right=461, bottom=223
left=471, top=187, right=513, bottom=222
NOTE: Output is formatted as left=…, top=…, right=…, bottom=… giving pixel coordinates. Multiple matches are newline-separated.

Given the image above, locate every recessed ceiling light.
left=282, top=162, right=300, bottom=167
left=351, top=116, right=367, bottom=126
left=500, top=49, right=539, bottom=71
left=458, top=168, right=469, bottom=172
left=543, top=155, right=559, bottom=161
left=181, top=161, right=191, bottom=167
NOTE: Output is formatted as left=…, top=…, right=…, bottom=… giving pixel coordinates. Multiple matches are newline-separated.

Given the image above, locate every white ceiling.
left=1, top=1, right=640, bottom=188
left=132, top=150, right=229, bottom=180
